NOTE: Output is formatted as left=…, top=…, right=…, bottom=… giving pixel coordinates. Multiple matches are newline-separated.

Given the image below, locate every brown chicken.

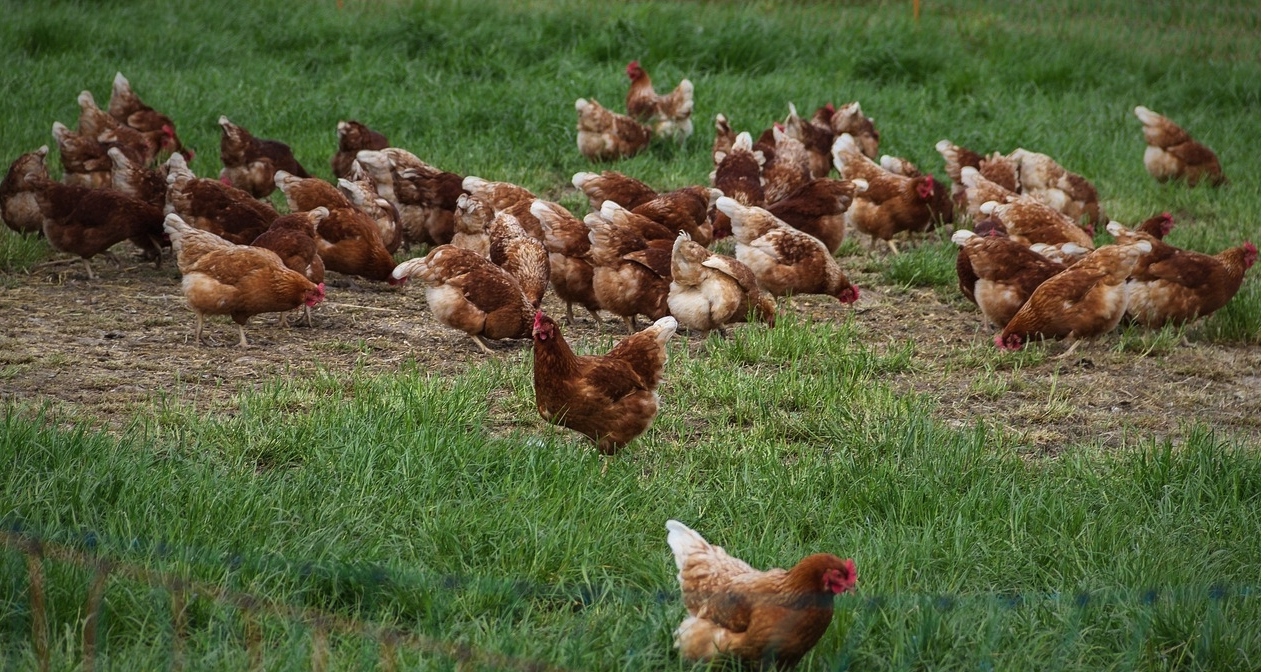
left=598, top=200, right=676, bottom=247
left=391, top=245, right=533, bottom=354
left=52, top=122, right=112, bottom=189
left=393, top=163, right=465, bottom=246
left=575, top=98, right=652, bottom=162
left=952, top=228, right=1067, bottom=329
left=1006, top=148, right=1104, bottom=227
left=979, top=198, right=1094, bottom=250
left=1107, top=222, right=1256, bottom=328
left=1134, top=106, right=1226, bottom=187
left=330, top=120, right=389, bottom=179
left=275, top=170, right=352, bottom=212
left=1026, top=242, right=1092, bottom=266
left=108, top=73, right=187, bottom=160
left=666, top=519, right=857, bottom=669
left=954, top=216, right=1006, bottom=305
left=718, top=197, right=859, bottom=304
left=28, top=174, right=164, bottom=278
left=760, top=125, right=812, bottom=205
left=489, top=211, right=550, bottom=309
left=165, top=153, right=278, bottom=245
left=107, top=146, right=166, bottom=209
left=958, top=166, right=1020, bottom=220
left=336, top=176, right=403, bottom=254
left=832, top=133, right=952, bottom=253
left=572, top=170, right=658, bottom=212
left=314, top=205, right=398, bottom=283
left=784, top=103, right=836, bottom=179
left=668, top=232, right=775, bottom=337
left=460, top=175, right=544, bottom=240
left=631, top=185, right=718, bottom=247
left=765, top=178, right=862, bottom=254
left=251, top=207, right=327, bottom=327
left=530, top=199, right=602, bottom=326
left=451, top=193, right=493, bottom=257
left=353, top=149, right=447, bottom=248
left=996, top=240, right=1152, bottom=352
left=218, top=115, right=311, bottom=199
left=164, top=213, right=325, bottom=346
left=587, top=210, right=673, bottom=332
left=710, top=131, right=766, bottom=241
left=829, top=101, right=879, bottom=160
left=936, top=140, right=1019, bottom=208
left=532, top=311, right=677, bottom=454
left=625, top=60, right=694, bottom=141
left=712, top=114, right=737, bottom=170
left=2, top=146, right=50, bottom=234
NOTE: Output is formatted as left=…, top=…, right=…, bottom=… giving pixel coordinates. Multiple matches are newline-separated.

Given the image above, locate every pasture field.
left=2, top=0, right=1260, bottom=669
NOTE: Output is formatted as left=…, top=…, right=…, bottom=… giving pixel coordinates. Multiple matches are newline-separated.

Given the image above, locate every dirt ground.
left=2, top=242, right=1259, bottom=454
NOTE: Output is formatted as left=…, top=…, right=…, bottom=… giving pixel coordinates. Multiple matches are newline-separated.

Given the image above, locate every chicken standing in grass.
left=1134, top=106, right=1226, bottom=187
left=666, top=519, right=856, bottom=669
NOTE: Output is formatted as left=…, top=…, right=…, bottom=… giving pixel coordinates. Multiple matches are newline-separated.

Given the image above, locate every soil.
left=2, top=242, right=1259, bottom=454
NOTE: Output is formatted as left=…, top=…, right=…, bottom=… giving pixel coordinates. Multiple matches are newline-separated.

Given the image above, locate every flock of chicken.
left=1, top=63, right=1257, bottom=667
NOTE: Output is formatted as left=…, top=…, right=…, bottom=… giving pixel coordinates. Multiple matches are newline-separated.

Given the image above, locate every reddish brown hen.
left=1134, top=106, right=1226, bottom=187
left=625, top=60, right=694, bottom=141
left=330, top=120, right=389, bottom=179
left=218, top=115, right=311, bottom=199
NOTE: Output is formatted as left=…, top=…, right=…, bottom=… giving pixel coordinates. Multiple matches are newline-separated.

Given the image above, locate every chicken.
left=952, top=228, right=1067, bottom=329
left=996, top=240, right=1153, bottom=352
left=393, top=163, right=465, bottom=246
left=313, top=205, right=398, bottom=283
left=1026, top=241, right=1092, bottom=266
left=489, top=211, right=550, bottom=309
left=631, top=185, right=718, bottom=248
left=217, top=115, right=311, bottom=199
left=878, top=154, right=920, bottom=178
left=958, top=166, right=1020, bottom=220
left=2, top=146, right=50, bottom=234
left=27, top=174, right=165, bottom=278
left=108, top=73, right=187, bottom=160
left=760, top=125, right=812, bottom=205
left=935, top=141, right=1019, bottom=214
left=832, top=133, right=952, bottom=254
left=107, top=146, right=166, bottom=209
left=76, top=90, right=119, bottom=140
left=530, top=199, right=602, bottom=326
left=954, top=216, right=1006, bottom=306
left=712, top=114, right=737, bottom=169
left=353, top=149, right=451, bottom=247
left=598, top=200, right=677, bottom=248
left=587, top=210, right=673, bottom=332
left=979, top=198, right=1094, bottom=250
left=165, top=153, right=278, bottom=245
left=1134, top=106, right=1226, bottom=187
left=336, top=175, right=403, bottom=254
left=531, top=311, right=677, bottom=453
left=1006, top=148, right=1104, bottom=227
left=710, top=131, right=766, bottom=241
left=251, top=208, right=327, bottom=327
left=1106, top=222, right=1256, bottom=328
left=575, top=98, right=652, bottom=162
left=52, top=122, right=112, bottom=189
left=390, top=245, right=533, bottom=354
left=164, top=214, right=325, bottom=346
left=665, top=519, right=856, bottom=669
left=829, top=101, right=879, bottom=160
left=460, top=175, right=544, bottom=240
left=572, top=170, right=658, bottom=212
left=275, top=170, right=352, bottom=212
left=330, top=120, right=389, bottom=179
left=718, top=197, right=859, bottom=304
left=765, top=178, right=863, bottom=254
left=784, top=103, right=836, bottom=179
left=668, top=232, right=774, bottom=337
left=451, top=193, right=493, bottom=257
left=625, top=60, right=694, bottom=141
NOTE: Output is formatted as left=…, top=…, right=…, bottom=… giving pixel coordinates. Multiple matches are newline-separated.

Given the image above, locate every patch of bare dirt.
left=2, top=245, right=1258, bottom=453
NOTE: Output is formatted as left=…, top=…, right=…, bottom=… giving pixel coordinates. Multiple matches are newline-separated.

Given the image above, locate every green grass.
left=3, top=0, right=1261, bottom=669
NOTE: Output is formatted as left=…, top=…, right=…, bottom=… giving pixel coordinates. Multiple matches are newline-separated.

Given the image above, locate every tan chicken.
left=765, top=178, right=863, bottom=255
left=391, top=245, right=533, bottom=354
left=625, top=60, right=694, bottom=141
left=572, top=170, right=658, bottom=212
left=489, top=211, right=550, bottom=309
left=979, top=199, right=1094, bottom=250
left=587, top=210, right=673, bottom=332
left=335, top=175, right=403, bottom=254
left=1006, top=148, right=1104, bottom=228
left=575, top=98, right=652, bottom=161
left=829, top=101, right=879, bottom=160
left=832, top=133, right=952, bottom=254
left=330, top=120, right=389, bottom=179
left=718, top=197, right=859, bottom=304
left=2, top=146, right=50, bottom=234
left=451, top=193, right=494, bottom=258
left=668, top=232, right=774, bottom=337
left=218, top=115, right=311, bottom=199
left=1107, top=222, right=1255, bottom=328
left=1134, top=106, right=1226, bottom=187
left=530, top=199, right=602, bottom=326
left=996, top=240, right=1152, bottom=353
left=164, top=213, right=325, bottom=346
left=165, top=153, right=278, bottom=245
left=666, top=520, right=856, bottom=669
left=952, top=229, right=1067, bottom=329
left=532, top=312, right=677, bottom=454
